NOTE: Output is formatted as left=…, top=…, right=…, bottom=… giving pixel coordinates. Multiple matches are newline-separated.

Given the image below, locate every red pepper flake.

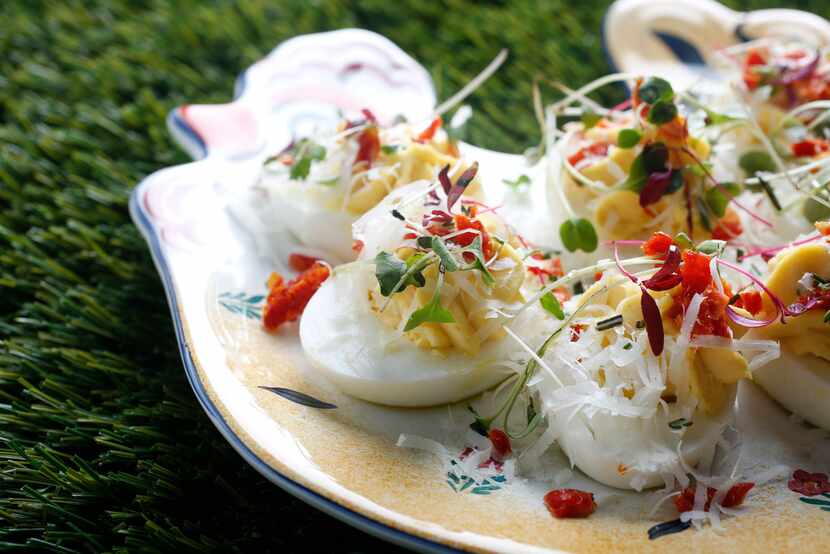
left=487, top=429, right=512, bottom=462
left=288, top=253, right=320, bottom=272
left=570, top=323, right=587, bottom=342
left=352, top=239, right=364, bottom=254
left=642, top=231, right=675, bottom=258
left=416, top=116, right=443, bottom=143
left=544, top=489, right=597, bottom=519
left=818, top=221, right=830, bottom=236
left=791, top=138, right=830, bottom=158
left=262, top=262, right=330, bottom=331
left=354, top=126, right=380, bottom=168
left=553, top=287, right=571, bottom=305
left=594, top=271, right=604, bottom=282
left=674, top=482, right=754, bottom=513
left=788, top=469, right=830, bottom=496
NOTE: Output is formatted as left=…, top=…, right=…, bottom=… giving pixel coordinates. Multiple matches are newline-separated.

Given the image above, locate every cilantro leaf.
left=540, top=291, right=565, bottom=319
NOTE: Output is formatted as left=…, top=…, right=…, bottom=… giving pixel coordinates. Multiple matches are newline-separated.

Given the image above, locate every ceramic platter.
left=131, top=1, right=830, bottom=551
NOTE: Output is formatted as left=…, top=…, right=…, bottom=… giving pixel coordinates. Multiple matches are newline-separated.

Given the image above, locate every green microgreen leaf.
left=381, top=144, right=400, bottom=155
left=404, top=267, right=455, bottom=331
left=668, top=417, right=693, bottom=430
left=647, top=100, right=678, bottom=125
left=540, top=291, right=565, bottom=319
left=431, top=236, right=459, bottom=272
left=674, top=232, right=693, bottom=250
left=739, top=150, right=775, bottom=176
left=696, top=239, right=726, bottom=256
left=704, top=181, right=742, bottom=218
left=617, top=128, right=641, bottom=148
left=460, top=235, right=495, bottom=286
left=581, top=111, right=601, bottom=129
left=638, top=77, right=674, bottom=105
left=374, top=251, right=427, bottom=296
left=696, top=196, right=713, bottom=231
left=289, top=139, right=327, bottom=180
left=503, top=174, right=531, bottom=189
left=559, top=218, right=598, bottom=253
left=622, top=152, right=648, bottom=191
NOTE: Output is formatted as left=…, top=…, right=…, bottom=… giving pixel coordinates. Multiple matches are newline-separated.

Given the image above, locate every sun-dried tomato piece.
left=288, top=253, right=320, bottom=272
left=789, top=469, right=830, bottom=496
left=450, top=214, right=494, bottom=260
left=487, top=429, right=512, bottom=461
left=642, top=232, right=675, bottom=258
left=712, top=208, right=743, bottom=241
left=674, top=482, right=754, bottom=513
left=567, top=142, right=609, bottom=167
left=680, top=250, right=712, bottom=294
left=570, top=323, right=587, bottom=342
left=544, top=489, right=597, bottom=519
left=354, top=126, right=380, bottom=167
left=416, top=116, right=443, bottom=142
left=735, top=290, right=763, bottom=315
left=262, top=262, right=330, bottom=331
left=791, top=138, right=830, bottom=158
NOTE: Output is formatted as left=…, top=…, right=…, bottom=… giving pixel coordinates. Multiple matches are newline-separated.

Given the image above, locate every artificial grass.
left=0, top=1, right=827, bottom=551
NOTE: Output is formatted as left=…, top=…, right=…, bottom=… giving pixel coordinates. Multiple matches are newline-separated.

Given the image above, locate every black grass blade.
left=648, top=518, right=691, bottom=540
left=258, top=386, right=337, bottom=409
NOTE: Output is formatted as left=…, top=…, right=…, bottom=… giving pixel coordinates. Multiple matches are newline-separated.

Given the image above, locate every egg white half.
left=553, top=395, right=734, bottom=490
left=753, top=350, right=830, bottom=430
left=300, top=261, right=545, bottom=407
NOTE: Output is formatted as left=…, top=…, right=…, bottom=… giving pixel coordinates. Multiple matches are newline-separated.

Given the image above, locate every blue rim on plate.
left=128, top=188, right=463, bottom=554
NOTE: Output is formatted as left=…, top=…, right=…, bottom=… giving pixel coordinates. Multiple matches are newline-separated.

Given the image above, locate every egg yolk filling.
left=368, top=213, right=533, bottom=357
left=746, top=242, right=830, bottom=363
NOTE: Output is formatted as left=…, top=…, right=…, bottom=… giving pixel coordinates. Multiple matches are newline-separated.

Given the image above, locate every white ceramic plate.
left=131, top=13, right=830, bottom=553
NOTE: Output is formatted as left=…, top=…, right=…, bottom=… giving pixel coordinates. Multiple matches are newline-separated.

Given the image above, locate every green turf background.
left=1, top=1, right=827, bottom=551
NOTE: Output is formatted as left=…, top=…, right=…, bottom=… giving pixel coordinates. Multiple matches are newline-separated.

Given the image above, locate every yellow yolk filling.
left=369, top=238, right=526, bottom=357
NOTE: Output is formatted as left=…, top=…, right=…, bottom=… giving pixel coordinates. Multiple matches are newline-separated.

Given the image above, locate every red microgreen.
left=773, top=52, right=820, bottom=85
left=446, top=162, right=479, bottom=212
left=639, top=169, right=673, bottom=207
left=642, top=245, right=682, bottom=291
left=640, top=284, right=665, bottom=355
left=438, top=164, right=452, bottom=195
left=681, top=146, right=773, bottom=228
